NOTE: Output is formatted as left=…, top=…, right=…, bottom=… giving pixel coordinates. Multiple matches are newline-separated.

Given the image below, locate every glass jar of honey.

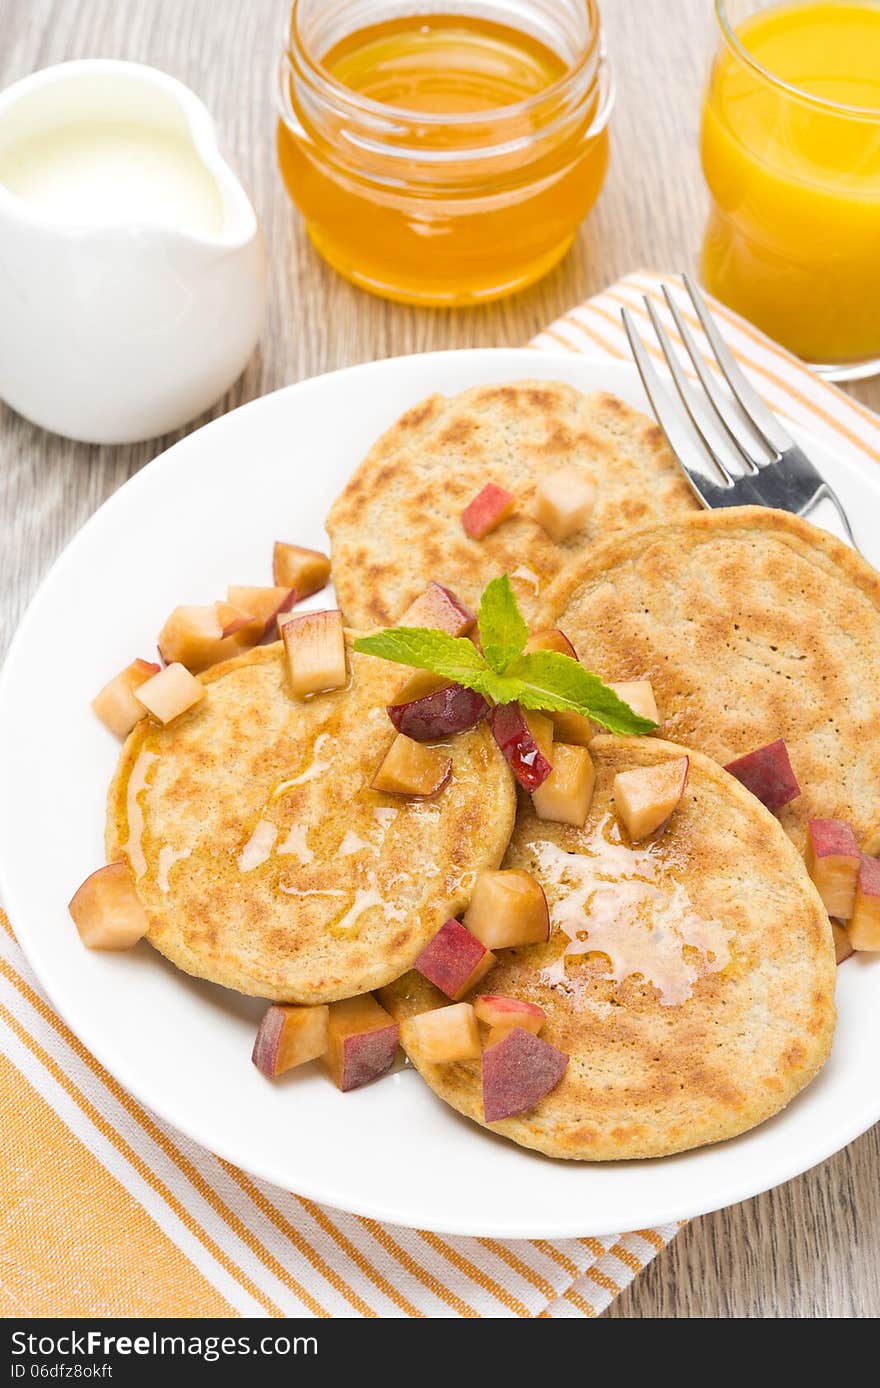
left=277, top=1, right=613, bottom=305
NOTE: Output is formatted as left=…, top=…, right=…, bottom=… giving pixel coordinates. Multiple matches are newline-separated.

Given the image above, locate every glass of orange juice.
left=701, top=1, right=880, bottom=379
left=277, top=1, right=613, bottom=306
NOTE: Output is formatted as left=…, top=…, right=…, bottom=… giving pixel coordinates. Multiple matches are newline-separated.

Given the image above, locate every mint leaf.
left=477, top=575, right=528, bottom=673
left=506, top=651, right=658, bottom=735
left=353, top=628, right=487, bottom=685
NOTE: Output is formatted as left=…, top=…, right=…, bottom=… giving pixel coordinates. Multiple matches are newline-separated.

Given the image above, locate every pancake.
left=107, top=638, right=516, bottom=1003
left=381, top=736, right=836, bottom=1160
left=327, top=381, right=697, bottom=627
left=541, top=506, right=880, bottom=853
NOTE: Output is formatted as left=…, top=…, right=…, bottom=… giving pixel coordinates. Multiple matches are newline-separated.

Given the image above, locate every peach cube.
left=530, top=467, right=596, bottom=543
left=413, top=919, right=495, bottom=1000
left=550, top=709, right=594, bottom=747
left=387, top=684, right=488, bottom=742
left=848, top=856, right=880, bottom=951
left=251, top=1004, right=329, bottom=1078
left=473, top=994, right=545, bottom=1036
left=282, top=609, right=347, bottom=697
left=91, top=658, right=161, bottom=739
left=724, top=738, right=800, bottom=812
left=831, top=921, right=854, bottom=965
left=532, top=742, right=596, bottom=827
left=524, top=629, right=578, bottom=659
left=403, top=1003, right=481, bottom=1063
left=805, top=819, right=861, bottom=920
left=227, top=585, right=297, bottom=639
left=135, top=662, right=204, bottom=724
left=399, top=582, right=475, bottom=636
left=608, top=680, right=659, bottom=725
left=68, top=862, right=149, bottom=950
left=489, top=702, right=553, bottom=791
left=461, top=483, right=515, bottom=540
left=463, top=868, right=549, bottom=949
left=158, top=603, right=260, bottom=672
left=323, top=995, right=399, bottom=1091
left=371, top=734, right=452, bottom=798
left=273, top=542, right=331, bottom=599
left=482, top=1027, right=569, bottom=1122
left=613, top=755, right=689, bottom=841
left=392, top=669, right=450, bottom=704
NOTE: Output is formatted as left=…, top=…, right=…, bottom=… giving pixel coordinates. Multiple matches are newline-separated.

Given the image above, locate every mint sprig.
left=353, top=576, right=657, bottom=735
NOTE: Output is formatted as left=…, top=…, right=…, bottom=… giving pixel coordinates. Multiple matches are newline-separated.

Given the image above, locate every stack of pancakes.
left=110, top=382, right=875, bottom=1160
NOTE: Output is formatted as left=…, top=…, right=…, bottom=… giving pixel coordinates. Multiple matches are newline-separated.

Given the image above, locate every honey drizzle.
left=531, top=816, right=731, bottom=1006
left=270, top=733, right=333, bottom=795
left=124, top=748, right=158, bottom=880
left=157, top=844, right=191, bottom=893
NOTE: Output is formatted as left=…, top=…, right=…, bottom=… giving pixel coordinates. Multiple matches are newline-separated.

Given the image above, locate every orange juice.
left=277, top=5, right=611, bottom=305
left=701, top=2, right=880, bottom=371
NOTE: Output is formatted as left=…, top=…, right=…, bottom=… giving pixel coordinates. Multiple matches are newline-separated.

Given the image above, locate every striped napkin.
left=2, top=271, right=878, bottom=1319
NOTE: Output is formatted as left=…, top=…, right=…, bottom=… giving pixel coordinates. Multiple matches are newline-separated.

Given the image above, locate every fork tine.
left=682, top=273, right=795, bottom=455
left=643, top=297, right=738, bottom=483
left=621, top=308, right=732, bottom=510
left=659, top=284, right=772, bottom=470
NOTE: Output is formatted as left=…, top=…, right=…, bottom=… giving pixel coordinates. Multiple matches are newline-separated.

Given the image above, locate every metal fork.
left=621, top=274, right=862, bottom=554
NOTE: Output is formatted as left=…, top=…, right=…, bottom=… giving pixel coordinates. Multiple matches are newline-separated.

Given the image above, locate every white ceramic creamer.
left=0, top=61, right=266, bottom=443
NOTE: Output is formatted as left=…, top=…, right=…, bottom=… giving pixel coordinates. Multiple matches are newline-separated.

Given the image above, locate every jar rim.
left=287, top=0, right=603, bottom=128
left=714, top=0, right=880, bottom=121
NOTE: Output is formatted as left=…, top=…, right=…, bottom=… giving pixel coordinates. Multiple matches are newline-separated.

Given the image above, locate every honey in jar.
left=277, top=2, right=613, bottom=305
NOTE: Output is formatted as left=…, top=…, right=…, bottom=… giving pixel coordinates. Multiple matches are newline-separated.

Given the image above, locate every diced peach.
left=551, top=709, right=594, bottom=747
left=282, top=609, right=347, bottom=697
left=371, top=734, right=452, bottom=798
left=68, top=862, right=149, bottom=950
left=413, top=919, right=495, bottom=1001
left=399, top=582, right=475, bottom=636
left=157, top=603, right=260, bottom=673
left=227, top=585, right=297, bottom=639
left=91, top=658, right=161, bottom=738
left=461, top=483, right=515, bottom=540
left=524, top=628, right=578, bottom=659
left=608, top=681, right=659, bottom=725
left=831, top=921, right=854, bottom=965
left=861, top=830, right=880, bottom=856
left=805, top=820, right=861, bottom=920
left=392, top=669, right=450, bottom=703
left=489, top=702, right=553, bottom=791
left=251, top=1004, right=329, bottom=1078
left=387, top=684, right=488, bottom=742
left=613, top=756, right=689, bottom=841
left=848, top=856, right=880, bottom=951
left=724, top=739, right=800, bottom=812
left=530, top=467, right=596, bottom=543
left=464, top=868, right=549, bottom=949
left=481, top=1027, right=569, bottom=1122
left=532, top=742, right=596, bottom=827
left=215, top=601, right=258, bottom=639
left=403, top=1003, right=481, bottom=1063
left=473, top=994, right=545, bottom=1036
left=323, top=995, right=399, bottom=1091
left=524, top=710, right=554, bottom=763
left=273, top=542, right=331, bottom=599
left=135, top=662, right=204, bottom=724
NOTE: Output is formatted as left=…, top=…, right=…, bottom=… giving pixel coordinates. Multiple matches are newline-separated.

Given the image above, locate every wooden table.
left=2, top=0, right=877, bottom=1319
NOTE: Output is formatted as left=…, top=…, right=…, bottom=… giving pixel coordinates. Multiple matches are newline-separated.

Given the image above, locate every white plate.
left=1, top=349, right=878, bottom=1239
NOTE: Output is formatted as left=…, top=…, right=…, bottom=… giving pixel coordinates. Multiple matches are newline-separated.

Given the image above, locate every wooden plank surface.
left=1, top=0, right=877, bottom=1319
